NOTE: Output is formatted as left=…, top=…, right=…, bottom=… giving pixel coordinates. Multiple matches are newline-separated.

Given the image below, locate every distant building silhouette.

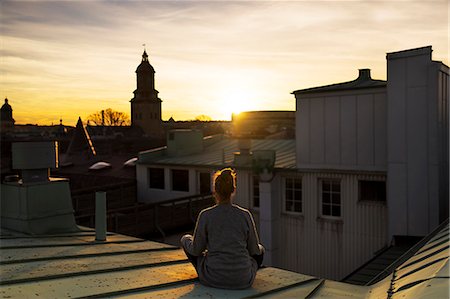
left=231, top=110, right=295, bottom=139
left=130, top=50, right=164, bottom=137
left=0, top=98, right=15, bottom=133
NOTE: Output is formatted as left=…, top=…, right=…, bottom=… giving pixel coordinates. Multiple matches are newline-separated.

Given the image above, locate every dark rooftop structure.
left=292, top=69, right=386, bottom=95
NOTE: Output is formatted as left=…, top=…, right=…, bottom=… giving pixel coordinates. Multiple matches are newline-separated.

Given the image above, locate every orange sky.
left=1, top=1, right=448, bottom=126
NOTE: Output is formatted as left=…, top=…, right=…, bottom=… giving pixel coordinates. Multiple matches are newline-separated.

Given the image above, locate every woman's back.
left=180, top=168, right=264, bottom=289
left=184, top=203, right=260, bottom=289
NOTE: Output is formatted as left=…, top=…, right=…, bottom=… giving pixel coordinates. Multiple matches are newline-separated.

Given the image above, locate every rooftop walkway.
left=0, top=223, right=448, bottom=298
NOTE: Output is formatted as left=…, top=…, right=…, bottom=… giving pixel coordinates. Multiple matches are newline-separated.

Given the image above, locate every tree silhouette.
left=195, top=114, right=212, bottom=122
left=87, top=108, right=131, bottom=126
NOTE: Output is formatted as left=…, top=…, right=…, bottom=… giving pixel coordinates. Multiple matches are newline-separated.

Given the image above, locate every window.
left=148, top=168, right=164, bottom=189
left=321, top=179, right=341, bottom=217
left=359, top=180, right=386, bottom=202
left=172, top=169, right=189, bottom=192
left=285, top=177, right=302, bottom=213
left=199, top=172, right=211, bottom=194
left=252, top=175, right=260, bottom=208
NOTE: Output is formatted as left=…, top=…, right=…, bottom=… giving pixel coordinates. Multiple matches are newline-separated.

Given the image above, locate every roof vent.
left=2, top=141, right=79, bottom=235
left=357, top=69, right=371, bottom=81
left=12, top=142, right=58, bottom=183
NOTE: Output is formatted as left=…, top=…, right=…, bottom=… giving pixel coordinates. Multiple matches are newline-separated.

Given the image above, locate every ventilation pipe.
left=95, top=191, right=107, bottom=241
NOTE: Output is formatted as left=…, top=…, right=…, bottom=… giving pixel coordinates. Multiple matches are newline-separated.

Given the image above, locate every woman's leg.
left=180, top=234, right=198, bottom=268
left=183, top=247, right=198, bottom=268
left=252, top=244, right=265, bottom=269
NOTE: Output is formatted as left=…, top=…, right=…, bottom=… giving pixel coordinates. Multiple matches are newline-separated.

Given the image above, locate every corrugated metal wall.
left=276, top=172, right=388, bottom=280
left=296, top=91, right=387, bottom=172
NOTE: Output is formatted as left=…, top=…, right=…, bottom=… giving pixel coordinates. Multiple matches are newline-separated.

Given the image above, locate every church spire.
left=142, top=50, right=148, bottom=62
left=130, top=49, right=163, bottom=137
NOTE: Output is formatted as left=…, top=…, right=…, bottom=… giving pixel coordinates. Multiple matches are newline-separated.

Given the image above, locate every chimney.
left=12, top=142, right=58, bottom=183
left=167, top=129, right=204, bottom=157
left=357, top=69, right=371, bottom=81
left=233, top=139, right=252, bottom=166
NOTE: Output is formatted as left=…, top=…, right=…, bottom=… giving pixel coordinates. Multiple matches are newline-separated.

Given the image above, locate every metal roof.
left=1, top=221, right=448, bottom=298
left=292, top=69, right=386, bottom=95
left=138, top=138, right=297, bottom=170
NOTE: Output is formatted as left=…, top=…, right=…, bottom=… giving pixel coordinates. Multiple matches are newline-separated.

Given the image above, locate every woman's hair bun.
left=214, top=168, right=236, bottom=200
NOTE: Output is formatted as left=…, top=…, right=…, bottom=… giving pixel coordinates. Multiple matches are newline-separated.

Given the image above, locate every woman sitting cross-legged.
left=180, top=168, right=264, bottom=289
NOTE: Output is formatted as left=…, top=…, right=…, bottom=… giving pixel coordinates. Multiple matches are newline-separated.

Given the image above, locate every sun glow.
left=1, top=1, right=448, bottom=124
left=222, top=93, right=252, bottom=119
left=217, top=84, right=262, bottom=120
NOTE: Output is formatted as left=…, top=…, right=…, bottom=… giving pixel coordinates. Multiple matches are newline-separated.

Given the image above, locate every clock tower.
left=130, top=50, right=163, bottom=137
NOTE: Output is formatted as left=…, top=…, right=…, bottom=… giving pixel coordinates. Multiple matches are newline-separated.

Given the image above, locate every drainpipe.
left=259, top=170, right=278, bottom=266
left=95, top=191, right=107, bottom=241
left=253, top=150, right=277, bottom=266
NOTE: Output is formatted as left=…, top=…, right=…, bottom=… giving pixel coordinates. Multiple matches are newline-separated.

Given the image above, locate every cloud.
left=0, top=0, right=448, bottom=124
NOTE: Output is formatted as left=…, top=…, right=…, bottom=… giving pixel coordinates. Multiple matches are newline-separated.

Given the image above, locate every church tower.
left=1, top=98, right=15, bottom=133
left=130, top=50, right=163, bottom=137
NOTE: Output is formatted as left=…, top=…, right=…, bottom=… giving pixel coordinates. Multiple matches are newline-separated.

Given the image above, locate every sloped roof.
left=1, top=220, right=448, bottom=298
left=138, top=137, right=296, bottom=170
left=65, top=117, right=96, bottom=156
left=292, top=69, right=386, bottom=95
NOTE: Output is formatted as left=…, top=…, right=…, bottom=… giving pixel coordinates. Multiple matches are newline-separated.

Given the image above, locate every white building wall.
left=276, top=171, right=388, bottom=280
left=233, top=169, right=251, bottom=208
left=136, top=164, right=216, bottom=203
left=436, top=66, right=449, bottom=222
left=387, top=46, right=449, bottom=237
left=296, top=89, right=387, bottom=171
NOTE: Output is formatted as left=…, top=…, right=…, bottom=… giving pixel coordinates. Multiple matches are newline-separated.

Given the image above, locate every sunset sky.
left=1, top=1, right=448, bottom=125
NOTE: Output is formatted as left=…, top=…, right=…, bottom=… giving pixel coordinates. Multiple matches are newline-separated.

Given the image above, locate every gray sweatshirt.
left=181, top=203, right=262, bottom=289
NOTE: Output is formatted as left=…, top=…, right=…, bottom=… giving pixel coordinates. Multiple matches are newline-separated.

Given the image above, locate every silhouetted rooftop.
left=292, top=69, right=386, bottom=95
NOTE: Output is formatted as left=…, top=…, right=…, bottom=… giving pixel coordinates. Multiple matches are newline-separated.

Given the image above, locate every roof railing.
left=75, top=193, right=214, bottom=241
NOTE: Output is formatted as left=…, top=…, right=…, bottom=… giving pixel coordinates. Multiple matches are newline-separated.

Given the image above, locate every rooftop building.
left=135, top=45, right=449, bottom=282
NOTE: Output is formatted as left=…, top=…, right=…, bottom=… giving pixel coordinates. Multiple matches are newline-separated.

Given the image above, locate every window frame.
left=283, top=176, right=303, bottom=215
left=358, top=180, right=386, bottom=203
left=198, top=171, right=212, bottom=195
left=148, top=167, right=165, bottom=190
left=251, top=175, right=260, bottom=209
left=319, top=178, right=342, bottom=218
left=171, top=169, right=190, bottom=192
